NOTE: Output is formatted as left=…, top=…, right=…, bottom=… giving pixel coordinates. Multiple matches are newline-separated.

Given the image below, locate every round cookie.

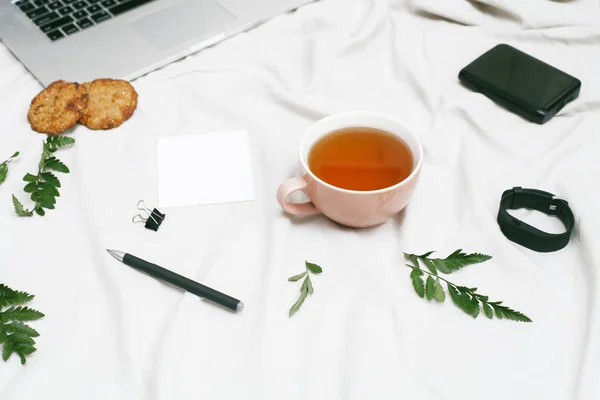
left=27, top=80, right=88, bottom=135
left=79, top=79, right=138, bottom=130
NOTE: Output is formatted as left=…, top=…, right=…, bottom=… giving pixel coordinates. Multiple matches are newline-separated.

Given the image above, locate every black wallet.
left=459, top=44, right=581, bottom=124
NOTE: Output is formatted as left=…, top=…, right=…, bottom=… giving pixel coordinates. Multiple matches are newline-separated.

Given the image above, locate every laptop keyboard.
left=13, top=0, right=157, bottom=41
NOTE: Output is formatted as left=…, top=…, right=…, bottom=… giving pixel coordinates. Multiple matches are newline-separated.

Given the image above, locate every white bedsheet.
left=1, top=0, right=599, bottom=399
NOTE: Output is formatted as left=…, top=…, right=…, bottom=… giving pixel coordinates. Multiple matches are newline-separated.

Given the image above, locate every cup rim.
left=298, top=111, right=423, bottom=195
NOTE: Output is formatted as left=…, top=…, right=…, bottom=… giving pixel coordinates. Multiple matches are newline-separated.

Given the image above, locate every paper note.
left=157, top=130, right=255, bottom=208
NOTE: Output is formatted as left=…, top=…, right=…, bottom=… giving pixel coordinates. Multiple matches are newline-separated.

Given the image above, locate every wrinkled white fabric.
left=1, top=0, right=599, bottom=399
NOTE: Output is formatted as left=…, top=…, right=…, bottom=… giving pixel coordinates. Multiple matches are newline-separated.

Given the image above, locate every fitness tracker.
left=497, top=187, right=574, bottom=252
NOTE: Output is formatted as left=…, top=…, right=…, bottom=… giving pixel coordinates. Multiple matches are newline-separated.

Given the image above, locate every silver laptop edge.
left=0, top=0, right=315, bottom=86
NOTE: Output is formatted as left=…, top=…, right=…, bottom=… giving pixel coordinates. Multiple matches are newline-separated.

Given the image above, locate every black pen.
left=106, top=250, right=244, bottom=313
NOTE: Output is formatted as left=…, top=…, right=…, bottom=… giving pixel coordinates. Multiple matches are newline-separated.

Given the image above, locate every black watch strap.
left=497, top=187, right=575, bottom=252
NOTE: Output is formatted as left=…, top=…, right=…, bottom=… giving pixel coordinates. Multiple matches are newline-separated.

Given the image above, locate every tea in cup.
left=276, top=111, right=423, bottom=228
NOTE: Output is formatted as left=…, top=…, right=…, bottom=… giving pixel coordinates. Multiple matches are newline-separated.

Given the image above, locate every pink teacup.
left=276, top=111, right=423, bottom=228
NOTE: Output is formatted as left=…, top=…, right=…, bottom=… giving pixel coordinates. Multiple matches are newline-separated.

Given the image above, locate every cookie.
left=27, top=80, right=88, bottom=135
left=79, top=79, right=138, bottom=130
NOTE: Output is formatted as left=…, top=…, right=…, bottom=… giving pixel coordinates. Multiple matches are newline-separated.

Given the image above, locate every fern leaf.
left=3, top=322, right=40, bottom=337
left=7, top=333, right=35, bottom=346
left=44, top=157, right=69, bottom=173
left=494, top=304, right=532, bottom=322
left=12, top=195, right=33, bottom=217
left=2, top=338, right=14, bottom=361
left=0, top=306, right=44, bottom=322
left=0, top=285, right=34, bottom=307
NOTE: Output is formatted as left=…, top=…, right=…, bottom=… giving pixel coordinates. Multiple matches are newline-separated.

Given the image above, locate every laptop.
left=0, top=0, right=314, bottom=86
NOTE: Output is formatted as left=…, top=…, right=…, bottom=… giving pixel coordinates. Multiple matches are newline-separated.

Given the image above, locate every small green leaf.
left=447, top=249, right=462, bottom=258
left=23, top=182, right=37, bottom=193
left=0, top=286, right=34, bottom=307
left=0, top=284, right=16, bottom=297
left=425, top=275, right=435, bottom=300
left=15, top=343, right=37, bottom=364
left=404, top=253, right=420, bottom=269
left=433, top=278, right=446, bottom=302
left=39, top=199, right=55, bottom=209
left=482, top=302, right=494, bottom=319
left=35, top=206, right=45, bottom=216
left=288, top=272, right=306, bottom=282
left=432, top=259, right=452, bottom=274
left=15, top=343, right=36, bottom=355
left=448, top=284, right=474, bottom=316
left=494, top=304, right=532, bottom=323
left=442, top=250, right=492, bottom=272
left=0, top=151, right=20, bottom=184
left=289, top=286, right=308, bottom=317
left=7, top=333, right=35, bottom=346
left=36, top=190, right=56, bottom=204
left=38, top=197, right=56, bottom=210
left=41, top=186, right=59, bottom=198
left=470, top=297, right=480, bottom=318
left=40, top=172, right=61, bottom=188
left=447, top=284, right=460, bottom=304
left=410, top=268, right=425, bottom=298
left=4, top=322, right=39, bottom=337
left=2, top=339, right=14, bottom=361
left=491, top=304, right=504, bottom=319
left=300, top=278, right=308, bottom=293
left=12, top=195, right=33, bottom=217
left=23, top=174, right=38, bottom=182
left=0, top=164, right=7, bottom=185
left=306, top=276, right=314, bottom=294
left=305, top=261, right=322, bottom=274
left=458, top=286, right=476, bottom=294
left=45, top=157, right=69, bottom=174
left=459, top=290, right=471, bottom=308
left=51, top=136, right=75, bottom=148
left=37, top=183, right=60, bottom=197
left=421, top=258, right=437, bottom=275
left=418, top=251, right=435, bottom=258
left=457, top=288, right=479, bottom=317
left=0, top=306, right=45, bottom=322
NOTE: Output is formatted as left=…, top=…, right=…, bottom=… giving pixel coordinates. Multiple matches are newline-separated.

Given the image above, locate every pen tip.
left=106, top=249, right=125, bottom=262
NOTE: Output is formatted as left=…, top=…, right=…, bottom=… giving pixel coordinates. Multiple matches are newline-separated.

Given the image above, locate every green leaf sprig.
left=13, top=135, right=75, bottom=216
left=0, top=151, right=19, bottom=185
left=288, top=261, right=323, bottom=317
left=404, top=250, right=532, bottom=322
left=0, top=284, right=44, bottom=365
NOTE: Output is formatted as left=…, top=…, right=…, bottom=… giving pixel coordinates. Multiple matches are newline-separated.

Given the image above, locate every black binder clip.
left=132, top=200, right=166, bottom=231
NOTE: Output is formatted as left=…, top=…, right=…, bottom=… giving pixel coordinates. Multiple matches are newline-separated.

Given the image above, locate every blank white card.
left=157, top=130, right=255, bottom=208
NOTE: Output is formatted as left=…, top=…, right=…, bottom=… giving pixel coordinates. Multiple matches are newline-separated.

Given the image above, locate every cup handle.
left=276, top=177, right=321, bottom=216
